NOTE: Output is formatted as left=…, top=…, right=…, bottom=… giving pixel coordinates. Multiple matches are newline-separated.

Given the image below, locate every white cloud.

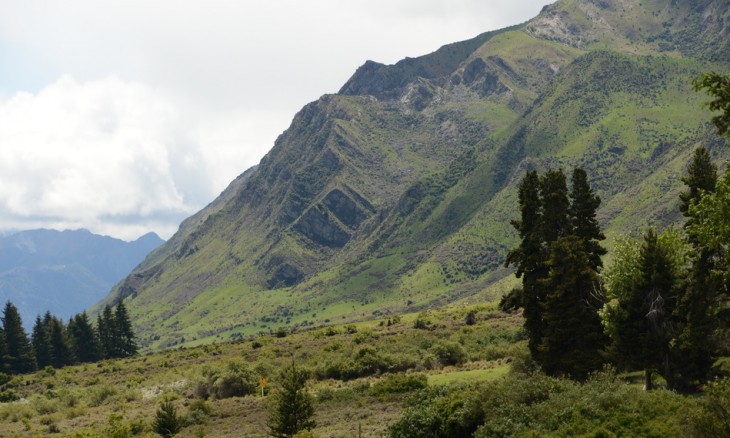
left=0, top=0, right=555, bottom=240
left=0, top=75, right=288, bottom=240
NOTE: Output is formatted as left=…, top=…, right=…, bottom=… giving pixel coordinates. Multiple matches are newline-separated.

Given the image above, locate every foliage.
left=693, top=72, right=730, bottom=138
left=505, top=168, right=605, bottom=377
left=2, top=302, right=36, bottom=374
left=194, top=361, right=257, bottom=400
left=153, top=401, right=182, bottom=438
left=539, top=236, right=605, bottom=380
left=683, top=378, right=730, bottom=438
left=268, top=362, right=316, bottom=438
left=369, top=373, right=428, bottom=396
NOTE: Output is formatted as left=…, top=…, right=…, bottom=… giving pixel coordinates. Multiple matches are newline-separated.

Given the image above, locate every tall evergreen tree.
left=98, top=305, right=115, bottom=359
left=539, top=169, right=571, bottom=244
left=31, top=315, right=51, bottom=369
left=569, top=168, right=606, bottom=271
left=267, top=362, right=316, bottom=438
left=67, top=312, right=101, bottom=363
left=2, top=302, right=36, bottom=374
left=539, top=236, right=605, bottom=380
left=505, top=170, right=546, bottom=358
left=680, top=147, right=717, bottom=220
left=0, top=328, right=8, bottom=374
left=48, top=317, right=73, bottom=368
left=671, top=147, right=721, bottom=391
left=114, top=301, right=138, bottom=358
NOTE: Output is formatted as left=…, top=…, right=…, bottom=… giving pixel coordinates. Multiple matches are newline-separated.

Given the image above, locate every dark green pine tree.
left=2, top=302, right=36, bottom=374
left=114, top=301, right=137, bottom=358
left=538, top=236, right=605, bottom=380
left=569, top=168, right=606, bottom=271
left=0, top=328, right=9, bottom=374
left=539, top=169, right=571, bottom=244
left=31, top=314, right=51, bottom=369
left=613, top=230, right=677, bottom=390
left=671, top=147, right=719, bottom=392
left=97, top=305, right=115, bottom=359
left=67, top=312, right=101, bottom=363
left=268, top=362, right=316, bottom=438
left=153, top=400, right=182, bottom=438
left=48, top=317, right=74, bottom=368
left=505, top=170, right=546, bottom=358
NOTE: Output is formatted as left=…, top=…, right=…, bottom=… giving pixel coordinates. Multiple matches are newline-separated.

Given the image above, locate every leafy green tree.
left=2, top=302, right=36, bottom=374
left=604, top=230, right=679, bottom=390
left=693, top=72, right=730, bottom=138
left=67, top=312, right=101, bottom=363
left=31, top=314, right=51, bottom=369
left=538, top=236, right=605, bottom=380
left=267, top=362, right=316, bottom=438
left=505, top=170, right=546, bottom=358
left=569, top=168, right=606, bottom=271
left=153, top=400, right=182, bottom=438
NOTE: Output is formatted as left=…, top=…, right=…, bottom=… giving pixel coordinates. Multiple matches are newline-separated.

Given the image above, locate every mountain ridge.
left=0, top=228, right=163, bottom=326
left=103, top=0, right=730, bottom=350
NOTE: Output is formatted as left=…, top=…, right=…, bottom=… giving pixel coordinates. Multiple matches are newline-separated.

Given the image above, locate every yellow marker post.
left=259, top=377, right=268, bottom=397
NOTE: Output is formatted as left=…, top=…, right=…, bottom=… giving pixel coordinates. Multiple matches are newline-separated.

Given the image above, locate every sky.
left=0, top=0, right=554, bottom=241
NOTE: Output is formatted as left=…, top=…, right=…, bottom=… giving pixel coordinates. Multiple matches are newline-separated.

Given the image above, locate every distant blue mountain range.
left=0, top=229, right=163, bottom=326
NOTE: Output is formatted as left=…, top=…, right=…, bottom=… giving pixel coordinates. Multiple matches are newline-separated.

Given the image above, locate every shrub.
left=185, top=399, right=212, bottom=426
left=194, top=361, right=257, bottom=400
left=370, top=373, right=428, bottom=396
left=88, top=385, right=118, bottom=407
left=430, top=341, right=467, bottom=366
left=154, top=401, right=182, bottom=438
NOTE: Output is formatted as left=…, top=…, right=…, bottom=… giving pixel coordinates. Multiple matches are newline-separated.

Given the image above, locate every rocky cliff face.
left=104, top=0, right=730, bottom=350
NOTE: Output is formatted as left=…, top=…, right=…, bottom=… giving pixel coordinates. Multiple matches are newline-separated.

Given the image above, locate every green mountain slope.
left=100, top=0, right=730, bottom=350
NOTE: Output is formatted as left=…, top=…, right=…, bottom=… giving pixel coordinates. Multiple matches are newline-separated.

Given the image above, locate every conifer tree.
left=48, top=317, right=73, bottom=368
left=539, top=236, right=605, bottom=380
left=680, top=147, right=717, bottom=220
left=267, top=362, right=316, bottom=438
left=505, top=170, right=546, bottom=358
left=114, top=301, right=137, bottom=358
left=31, top=315, right=51, bottom=369
left=539, top=169, right=571, bottom=244
left=0, top=329, right=9, bottom=374
left=671, top=147, right=721, bottom=391
left=569, top=168, right=606, bottom=271
left=98, top=305, right=115, bottom=359
left=153, top=400, right=182, bottom=438
left=2, top=302, right=36, bottom=374
left=67, top=312, right=101, bottom=363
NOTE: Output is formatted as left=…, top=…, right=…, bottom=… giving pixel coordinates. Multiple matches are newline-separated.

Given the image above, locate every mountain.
left=102, top=0, right=730, bottom=350
left=0, top=229, right=163, bottom=325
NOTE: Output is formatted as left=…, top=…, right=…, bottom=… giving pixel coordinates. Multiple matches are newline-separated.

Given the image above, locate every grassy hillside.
left=0, top=305, right=724, bottom=437
left=100, top=0, right=730, bottom=350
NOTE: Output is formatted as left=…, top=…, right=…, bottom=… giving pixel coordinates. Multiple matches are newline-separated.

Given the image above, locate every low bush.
left=430, top=341, right=467, bottom=366
left=370, top=373, right=428, bottom=396
left=194, top=361, right=257, bottom=399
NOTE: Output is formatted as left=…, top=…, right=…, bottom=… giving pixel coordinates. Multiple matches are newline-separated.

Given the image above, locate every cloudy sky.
left=0, top=0, right=554, bottom=241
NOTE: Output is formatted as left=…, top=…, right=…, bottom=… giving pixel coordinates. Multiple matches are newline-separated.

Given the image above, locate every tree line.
left=503, top=151, right=728, bottom=392
left=0, top=300, right=137, bottom=375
